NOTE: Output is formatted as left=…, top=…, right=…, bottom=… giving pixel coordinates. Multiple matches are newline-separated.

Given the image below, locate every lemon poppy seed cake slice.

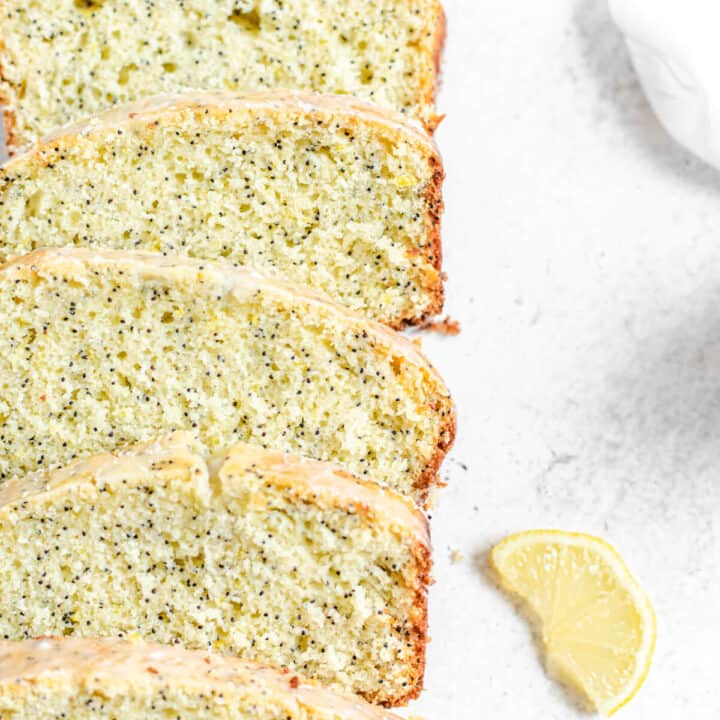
left=0, top=0, right=445, bottom=151
left=0, top=433, right=431, bottom=705
left=0, top=90, right=444, bottom=327
left=0, top=639, right=407, bottom=719
left=0, top=247, right=454, bottom=503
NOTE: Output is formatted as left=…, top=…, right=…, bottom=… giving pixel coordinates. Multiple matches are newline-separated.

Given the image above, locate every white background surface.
left=409, top=0, right=720, bottom=717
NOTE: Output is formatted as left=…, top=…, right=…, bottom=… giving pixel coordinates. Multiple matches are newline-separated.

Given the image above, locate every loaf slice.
left=0, top=433, right=431, bottom=705
left=0, top=91, right=444, bottom=327
left=0, top=0, right=445, bottom=151
left=0, top=248, right=454, bottom=504
left=0, top=638, right=404, bottom=718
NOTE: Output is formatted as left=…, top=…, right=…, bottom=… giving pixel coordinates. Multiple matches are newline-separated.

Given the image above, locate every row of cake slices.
left=0, top=92, right=454, bottom=715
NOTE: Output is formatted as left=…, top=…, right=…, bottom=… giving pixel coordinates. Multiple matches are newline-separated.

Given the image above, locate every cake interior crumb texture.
left=0, top=248, right=454, bottom=504
left=0, top=91, right=444, bottom=327
left=0, top=434, right=431, bottom=706
left=0, top=637, right=405, bottom=718
left=0, top=0, right=445, bottom=148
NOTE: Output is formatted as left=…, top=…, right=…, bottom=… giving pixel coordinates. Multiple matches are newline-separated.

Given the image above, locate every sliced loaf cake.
left=0, top=248, right=454, bottom=504
left=0, top=0, right=445, bottom=150
left=0, top=91, right=444, bottom=327
left=0, top=637, right=407, bottom=717
left=0, top=433, right=431, bottom=705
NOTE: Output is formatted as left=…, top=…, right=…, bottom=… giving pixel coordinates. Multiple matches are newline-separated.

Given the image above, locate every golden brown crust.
left=423, top=150, right=447, bottom=325
left=395, top=537, right=432, bottom=705
left=416, top=397, right=456, bottom=508
left=394, top=0, right=447, bottom=306
left=387, top=145, right=445, bottom=330
left=355, top=532, right=430, bottom=706
left=418, top=315, right=461, bottom=336
left=394, top=152, right=445, bottom=330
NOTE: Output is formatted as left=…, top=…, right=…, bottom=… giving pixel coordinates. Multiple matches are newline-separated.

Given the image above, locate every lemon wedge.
left=491, top=530, right=656, bottom=715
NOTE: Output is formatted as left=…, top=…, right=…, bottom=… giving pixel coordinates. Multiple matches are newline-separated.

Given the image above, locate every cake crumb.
left=418, top=315, right=461, bottom=335
left=450, top=549, right=465, bottom=564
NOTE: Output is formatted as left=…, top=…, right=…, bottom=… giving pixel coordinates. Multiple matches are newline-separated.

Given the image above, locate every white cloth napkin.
left=610, top=0, right=720, bottom=169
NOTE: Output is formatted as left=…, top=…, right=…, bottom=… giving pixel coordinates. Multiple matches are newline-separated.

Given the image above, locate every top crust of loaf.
left=31, top=89, right=438, bottom=155
left=0, top=431, right=430, bottom=550
left=0, top=637, right=403, bottom=719
left=5, top=89, right=440, bottom=167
